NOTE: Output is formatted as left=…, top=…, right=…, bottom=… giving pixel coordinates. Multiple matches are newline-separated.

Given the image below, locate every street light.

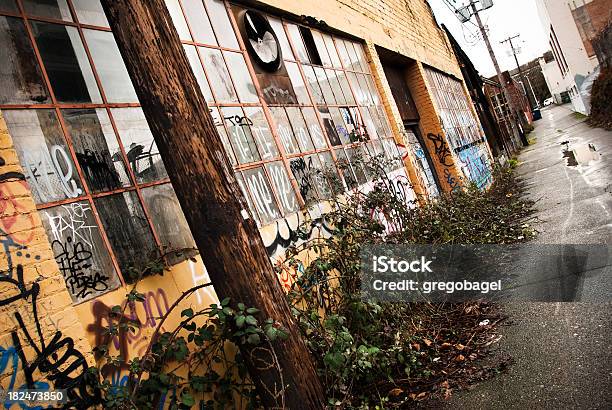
left=453, top=1, right=495, bottom=23
left=456, top=6, right=472, bottom=22
left=481, top=0, right=494, bottom=10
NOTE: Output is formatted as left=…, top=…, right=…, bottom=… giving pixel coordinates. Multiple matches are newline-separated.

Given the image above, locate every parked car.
left=543, top=97, right=554, bottom=106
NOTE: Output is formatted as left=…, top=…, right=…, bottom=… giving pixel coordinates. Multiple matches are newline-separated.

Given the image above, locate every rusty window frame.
left=0, top=0, right=406, bottom=295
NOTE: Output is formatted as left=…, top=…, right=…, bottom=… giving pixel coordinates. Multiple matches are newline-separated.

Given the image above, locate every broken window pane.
left=222, top=106, right=260, bottom=164
left=289, top=155, right=320, bottom=203
left=335, top=38, right=352, bottom=69
left=72, top=0, right=109, bottom=27
left=314, top=67, right=335, bottom=105
left=286, top=23, right=309, bottom=63
left=336, top=70, right=355, bottom=104
left=334, top=148, right=356, bottom=189
left=302, top=107, right=327, bottom=149
left=311, top=30, right=331, bottom=66
left=286, top=107, right=314, bottom=152
left=329, top=107, right=351, bottom=145
left=318, top=107, right=341, bottom=146
left=41, top=200, right=120, bottom=303
left=357, top=73, right=374, bottom=105
left=317, top=151, right=338, bottom=197
left=285, top=61, right=310, bottom=104
left=346, top=147, right=368, bottom=184
left=183, top=0, right=216, bottom=44
left=84, top=29, right=139, bottom=103
left=0, top=17, right=50, bottom=104
left=322, top=34, right=342, bottom=68
left=111, top=107, right=168, bottom=183
left=3, top=109, right=84, bottom=204
left=346, top=71, right=366, bottom=105
left=339, top=107, right=359, bottom=142
left=205, top=0, right=239, bottom=49
left=31, top=21, right=102, bottom=103
left=23, top=0, right=72, bottom=21
left=243, top=106, right=279, bottom=161
left=242, top=166, right=281, bottom=224
left=270, top=107, right=300, bottom=155
left=365, top=75, right=380, bottom=105
left=183, top=44, right=214, bottom=103
left=360, top=106, right=378, bottom=139
left=326, top=69, right=347, bottom=104
left=302, top=65, right=324, bottom=105
left=268, top=17, right=293, bottom=60
left=141, top=183, right=197, bottom=264
left=95, top=191, right=158, bottom=279
left=351, top=42, right=369, bottom=72
left=209, top=106, right=237, bottom=165
left=199, top=47, right=238, bottom=103
left=165, top=0, right=191, bottom=40
left=223, top=51, right=259, bottom=103
left=62, top=108, right=131, bottom=193
left=234, top=171, right=260, bottom=224
left=265, top=161, right=298, bottom=214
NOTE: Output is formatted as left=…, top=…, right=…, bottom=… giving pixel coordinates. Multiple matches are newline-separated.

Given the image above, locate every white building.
left=539, top=55, right=566, bottom=104
left=535, top=0, right=603, bottom=114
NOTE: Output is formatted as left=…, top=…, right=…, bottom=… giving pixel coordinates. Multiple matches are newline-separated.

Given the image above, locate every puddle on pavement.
left=562, top=144, right=600, bottom=167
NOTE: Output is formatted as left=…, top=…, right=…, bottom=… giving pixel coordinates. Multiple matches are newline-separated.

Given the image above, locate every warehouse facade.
left=0, top=0, right=493, bottom=405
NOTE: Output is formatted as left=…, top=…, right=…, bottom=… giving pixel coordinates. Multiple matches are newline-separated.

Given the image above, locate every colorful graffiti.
left=0, top=160, right=101, bottom=408
left=457, top=144, right=492, bottom=189
left=87, top=288, right=170, bottom=375
left=427, top=133, right=453, bottom=167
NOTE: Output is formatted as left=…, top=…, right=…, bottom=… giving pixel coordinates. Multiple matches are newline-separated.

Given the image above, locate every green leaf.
left=247, top=334, right=261, bottom=345
left=181, top=391, right=195, bottom=407
left=237, top=303, right=245, bottom=311
left=265, top=326, right=278, bottom=341
left=246, top=307, right=259, bottom=314
left=235, top=315, right=246, bottom=328
left=181, top=308, right=194, bottom=318
left=221, top=297, right=231, bottom=306
left=245, top=315, right=257, bottom=326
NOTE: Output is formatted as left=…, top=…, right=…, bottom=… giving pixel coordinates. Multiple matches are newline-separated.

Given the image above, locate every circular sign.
left=243, top=10, right=282, bottom=72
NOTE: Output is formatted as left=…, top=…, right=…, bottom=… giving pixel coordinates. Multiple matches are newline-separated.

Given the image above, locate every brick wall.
left=363, top=41, right=429, bottom=199
left=0, top=112, right=97, bottom=406
left=406, top=62, right=466, bottom=191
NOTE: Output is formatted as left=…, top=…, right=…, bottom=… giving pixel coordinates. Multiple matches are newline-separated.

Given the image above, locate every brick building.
left=0, top=0, right=493, bottom=405
left=483, top=72, right=533, bottom=154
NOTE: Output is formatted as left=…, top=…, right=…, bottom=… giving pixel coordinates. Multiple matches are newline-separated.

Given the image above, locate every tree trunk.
left=99, top=1, right=325, bottom=408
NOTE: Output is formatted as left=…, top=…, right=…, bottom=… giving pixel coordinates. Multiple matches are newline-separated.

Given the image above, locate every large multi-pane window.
left=0, top=0, right=194, bottom=303
left=0, top=0, right=406, bottom=303
left=425, top=68, right=492, bottom=189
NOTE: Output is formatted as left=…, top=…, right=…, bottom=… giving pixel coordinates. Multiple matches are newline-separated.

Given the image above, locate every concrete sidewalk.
left=436, top=105, right=611, bottom=409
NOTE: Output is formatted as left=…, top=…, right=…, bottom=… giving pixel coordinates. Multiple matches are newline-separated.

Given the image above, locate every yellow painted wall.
left=0, top=1, right=487, bottom=407
left=0, top=112, right=99, bottom=407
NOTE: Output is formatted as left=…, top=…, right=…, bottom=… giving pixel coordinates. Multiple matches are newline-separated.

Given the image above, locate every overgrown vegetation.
left=588, top=66, right=612, bottom=130
left=280, top=158, right=535, bottom=407
left=96, top=156, right=536, bottom=409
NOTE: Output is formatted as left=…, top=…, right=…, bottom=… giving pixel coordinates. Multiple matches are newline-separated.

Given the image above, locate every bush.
left=588, top=66, right=612, bottom=129
left=282, top=159, right=535, bottom=407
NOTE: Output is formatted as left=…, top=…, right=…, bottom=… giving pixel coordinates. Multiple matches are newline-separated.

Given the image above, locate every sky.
left=428, top=0, right=551, bottom=77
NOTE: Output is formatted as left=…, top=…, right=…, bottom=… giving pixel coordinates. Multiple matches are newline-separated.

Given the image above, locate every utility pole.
left=453, top=0, right=528, bottom=146
left=501, top=34, right=537, bottom=109
left=469, top=2, right=529, bottom=146
left=99, top=1, right=325, bottom=408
